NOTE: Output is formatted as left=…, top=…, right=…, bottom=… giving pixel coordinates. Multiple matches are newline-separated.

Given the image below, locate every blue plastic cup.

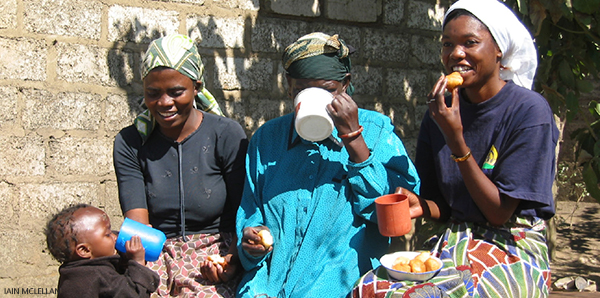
left=115, top=217, right=167, bottom=262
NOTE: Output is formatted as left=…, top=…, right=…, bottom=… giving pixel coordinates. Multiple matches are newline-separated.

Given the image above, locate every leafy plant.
left=504, top=0, right=600, bottom=203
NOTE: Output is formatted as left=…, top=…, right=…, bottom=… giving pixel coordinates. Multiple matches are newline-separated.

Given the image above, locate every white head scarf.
left=445, top=0, right=537, bottom=89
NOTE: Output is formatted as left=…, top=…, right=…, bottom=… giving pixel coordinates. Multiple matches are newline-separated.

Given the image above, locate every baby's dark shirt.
left=57, top=255, right=158, bottom=298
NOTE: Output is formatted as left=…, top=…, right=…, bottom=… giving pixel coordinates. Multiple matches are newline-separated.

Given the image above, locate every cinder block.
left=108, top=5, right=179, bottom=43
left=410, top=35, right=442, bottom=67
left=167, top=0, right=205, bottom=4
left=0, top=0, right=17, bottom=29
left=268, top=0, right=321, bottom=17
left=23, top=0, right=102, bottom=39
left=239, top=95, right=290, bottom=131
left=187, top=15, right=246, bottom=49
left=0, top=135, right=45, bottom=176
left=213, top=57, right=274, bottom=91
left=0, top=230, right=58, bottom=279
left=214, top=0, right=259, bottom=10
left=47, top=136, right=114, bottom=176
left=326, top=0, right=381, bottom=23
left=385, top=68, right=429, bottom=105
left=251, top=19, right=308, bottom=53
left=406, top=1, right=444, bottom=31
left=309, top=25, right=360, bottom=53
left=56, top=43, right=136, bottom=87
left=22, top=89, right=102, bottom=130
left=0, top=86, right=19, bottom=128
left=362, top=29, right=410, bottom=63
left=17, top=182, right=102, bottom=231
left=103, top=181, right=124, bottom=228
left=0, top=37, right=47, bottom=81
left=105, top=94, right=142, bottom=132
left=352, top=65, right=383, bottom=96
left=0, top=181, right=17, bottom=230
left=383, top=0, right=405, bottom=25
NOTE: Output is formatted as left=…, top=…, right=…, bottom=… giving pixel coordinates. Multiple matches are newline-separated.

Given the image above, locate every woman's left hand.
left=327, top=92, right=360, bottom=136
left=200, top=254, right=238, bottom=283
left=327, top=92, right=370, bottom=162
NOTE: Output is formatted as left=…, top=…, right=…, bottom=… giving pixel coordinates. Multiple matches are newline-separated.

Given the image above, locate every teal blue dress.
left=236, top=109, right=420, bottom=298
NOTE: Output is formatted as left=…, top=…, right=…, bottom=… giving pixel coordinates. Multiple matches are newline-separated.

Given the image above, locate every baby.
left=45, top=203, right=159, bottom=298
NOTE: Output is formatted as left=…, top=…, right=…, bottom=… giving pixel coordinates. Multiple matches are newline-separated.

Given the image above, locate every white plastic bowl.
left=380, top=251, right=443, bottom=281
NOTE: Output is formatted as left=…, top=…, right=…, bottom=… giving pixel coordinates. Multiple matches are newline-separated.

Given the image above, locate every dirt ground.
left=551, top=200, right=600, bottom=293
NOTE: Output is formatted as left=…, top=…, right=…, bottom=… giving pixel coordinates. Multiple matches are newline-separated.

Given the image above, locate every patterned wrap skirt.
left=147, top=232, right=240, bottom=298
left=352, top=216, right=551, bottom=298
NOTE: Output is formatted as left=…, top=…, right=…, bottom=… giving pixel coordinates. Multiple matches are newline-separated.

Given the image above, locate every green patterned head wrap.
left=135, top=34, right=223, bottom=143
left=282, top=32, right=354, bottom=95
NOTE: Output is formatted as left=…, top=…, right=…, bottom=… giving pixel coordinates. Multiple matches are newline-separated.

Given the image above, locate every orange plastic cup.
left=375, top=193, right=412, bottom=237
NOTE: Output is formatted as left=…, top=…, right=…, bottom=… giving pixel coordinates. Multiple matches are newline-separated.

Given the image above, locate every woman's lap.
left=353, top=217, right=551, bottom=298
left=148, top=233, right=239, bottom=298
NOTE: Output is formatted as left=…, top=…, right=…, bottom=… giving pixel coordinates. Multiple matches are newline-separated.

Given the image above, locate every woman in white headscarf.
left=352, top=0, right=558, bottom=297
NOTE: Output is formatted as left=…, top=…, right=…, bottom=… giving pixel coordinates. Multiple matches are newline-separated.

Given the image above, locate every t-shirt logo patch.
left=482, top=145, right=497, bottom=175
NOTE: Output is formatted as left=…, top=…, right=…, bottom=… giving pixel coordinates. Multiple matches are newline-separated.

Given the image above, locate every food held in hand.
left=392, top=252, right=440, bottom=273
left=446, top=72, right=464, bottom=91
left=207, top=254, right=227, bottom=266
left=258, top=229, right=273, bottom=248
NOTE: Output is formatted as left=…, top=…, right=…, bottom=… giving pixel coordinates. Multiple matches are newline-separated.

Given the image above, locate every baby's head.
left=45, top=204, right=118, bottom=263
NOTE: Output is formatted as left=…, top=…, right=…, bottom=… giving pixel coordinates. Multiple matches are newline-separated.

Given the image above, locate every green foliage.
left=504, top=0, right=600, bottom=203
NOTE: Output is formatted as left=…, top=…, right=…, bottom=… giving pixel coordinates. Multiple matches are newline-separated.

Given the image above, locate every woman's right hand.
left=395, top=187, right=424, bottom=219
left=427, top=74, right=464, bottom=147
left=241, top=226, right=273, bottom=257
left=395, top=187, right=443, bottom=221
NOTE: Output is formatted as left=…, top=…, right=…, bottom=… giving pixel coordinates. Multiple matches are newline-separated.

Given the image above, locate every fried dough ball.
left=446, top=72, right=464, bottom=91
left=392, top=256, right=411, bottom=266
left=409, top=258, right=426, bottom=273
left=207, top=254, right=227, bottom=266
left=415, top=252, right=431, bottom=263
left=392, top=264, right=412, bottom=272
left=424, top=257, right=441, bottom=272
left=258, top=229, right=273, bottom=249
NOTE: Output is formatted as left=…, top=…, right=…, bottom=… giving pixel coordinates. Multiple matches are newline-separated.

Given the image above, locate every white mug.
left=294, top=87, right=334, bottom=142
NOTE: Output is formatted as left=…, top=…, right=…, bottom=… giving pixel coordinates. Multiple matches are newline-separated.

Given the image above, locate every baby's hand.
left=125, top=235, right=146, bottom=266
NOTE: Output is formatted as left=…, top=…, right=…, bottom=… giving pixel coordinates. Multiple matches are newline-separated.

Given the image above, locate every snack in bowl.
left=446, top=71, right=464, bottom=91
left=380, top=251, right=443, bottom=281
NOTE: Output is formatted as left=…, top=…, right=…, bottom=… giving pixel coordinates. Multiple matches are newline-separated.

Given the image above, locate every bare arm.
left=124, top=208, right=150, bottom=225
left=328, top=92, right=370, bottom=163
left=427, top=75, right=518, bottom=225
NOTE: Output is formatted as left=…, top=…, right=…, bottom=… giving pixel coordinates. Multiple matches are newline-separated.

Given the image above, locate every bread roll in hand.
left=207, top=254, right=227, bottom=267
left=446, top=72, right=463, bottom=91
left=257, top=230, right=273, bottom=249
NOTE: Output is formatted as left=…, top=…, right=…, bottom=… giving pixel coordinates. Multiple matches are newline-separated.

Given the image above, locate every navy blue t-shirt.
left=416, top=81, right=558, bottom=223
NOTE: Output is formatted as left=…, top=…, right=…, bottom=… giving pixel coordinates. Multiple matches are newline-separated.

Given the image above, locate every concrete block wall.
left=0, top=0, right=450, bottom=293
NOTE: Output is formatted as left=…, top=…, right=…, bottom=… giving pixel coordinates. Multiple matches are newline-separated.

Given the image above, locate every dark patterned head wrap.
left=282, top=32, right=355, bottom=95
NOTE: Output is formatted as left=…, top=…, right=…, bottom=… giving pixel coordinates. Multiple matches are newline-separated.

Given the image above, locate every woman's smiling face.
left=143, top=67, right=198, bottom=139
left=441, top=14, right=503, bottom=91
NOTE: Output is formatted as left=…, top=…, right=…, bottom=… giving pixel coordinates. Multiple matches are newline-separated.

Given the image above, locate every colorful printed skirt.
left=147, top=232, right=240, bottom=298
left=352, top=216, right=551, bottom=298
